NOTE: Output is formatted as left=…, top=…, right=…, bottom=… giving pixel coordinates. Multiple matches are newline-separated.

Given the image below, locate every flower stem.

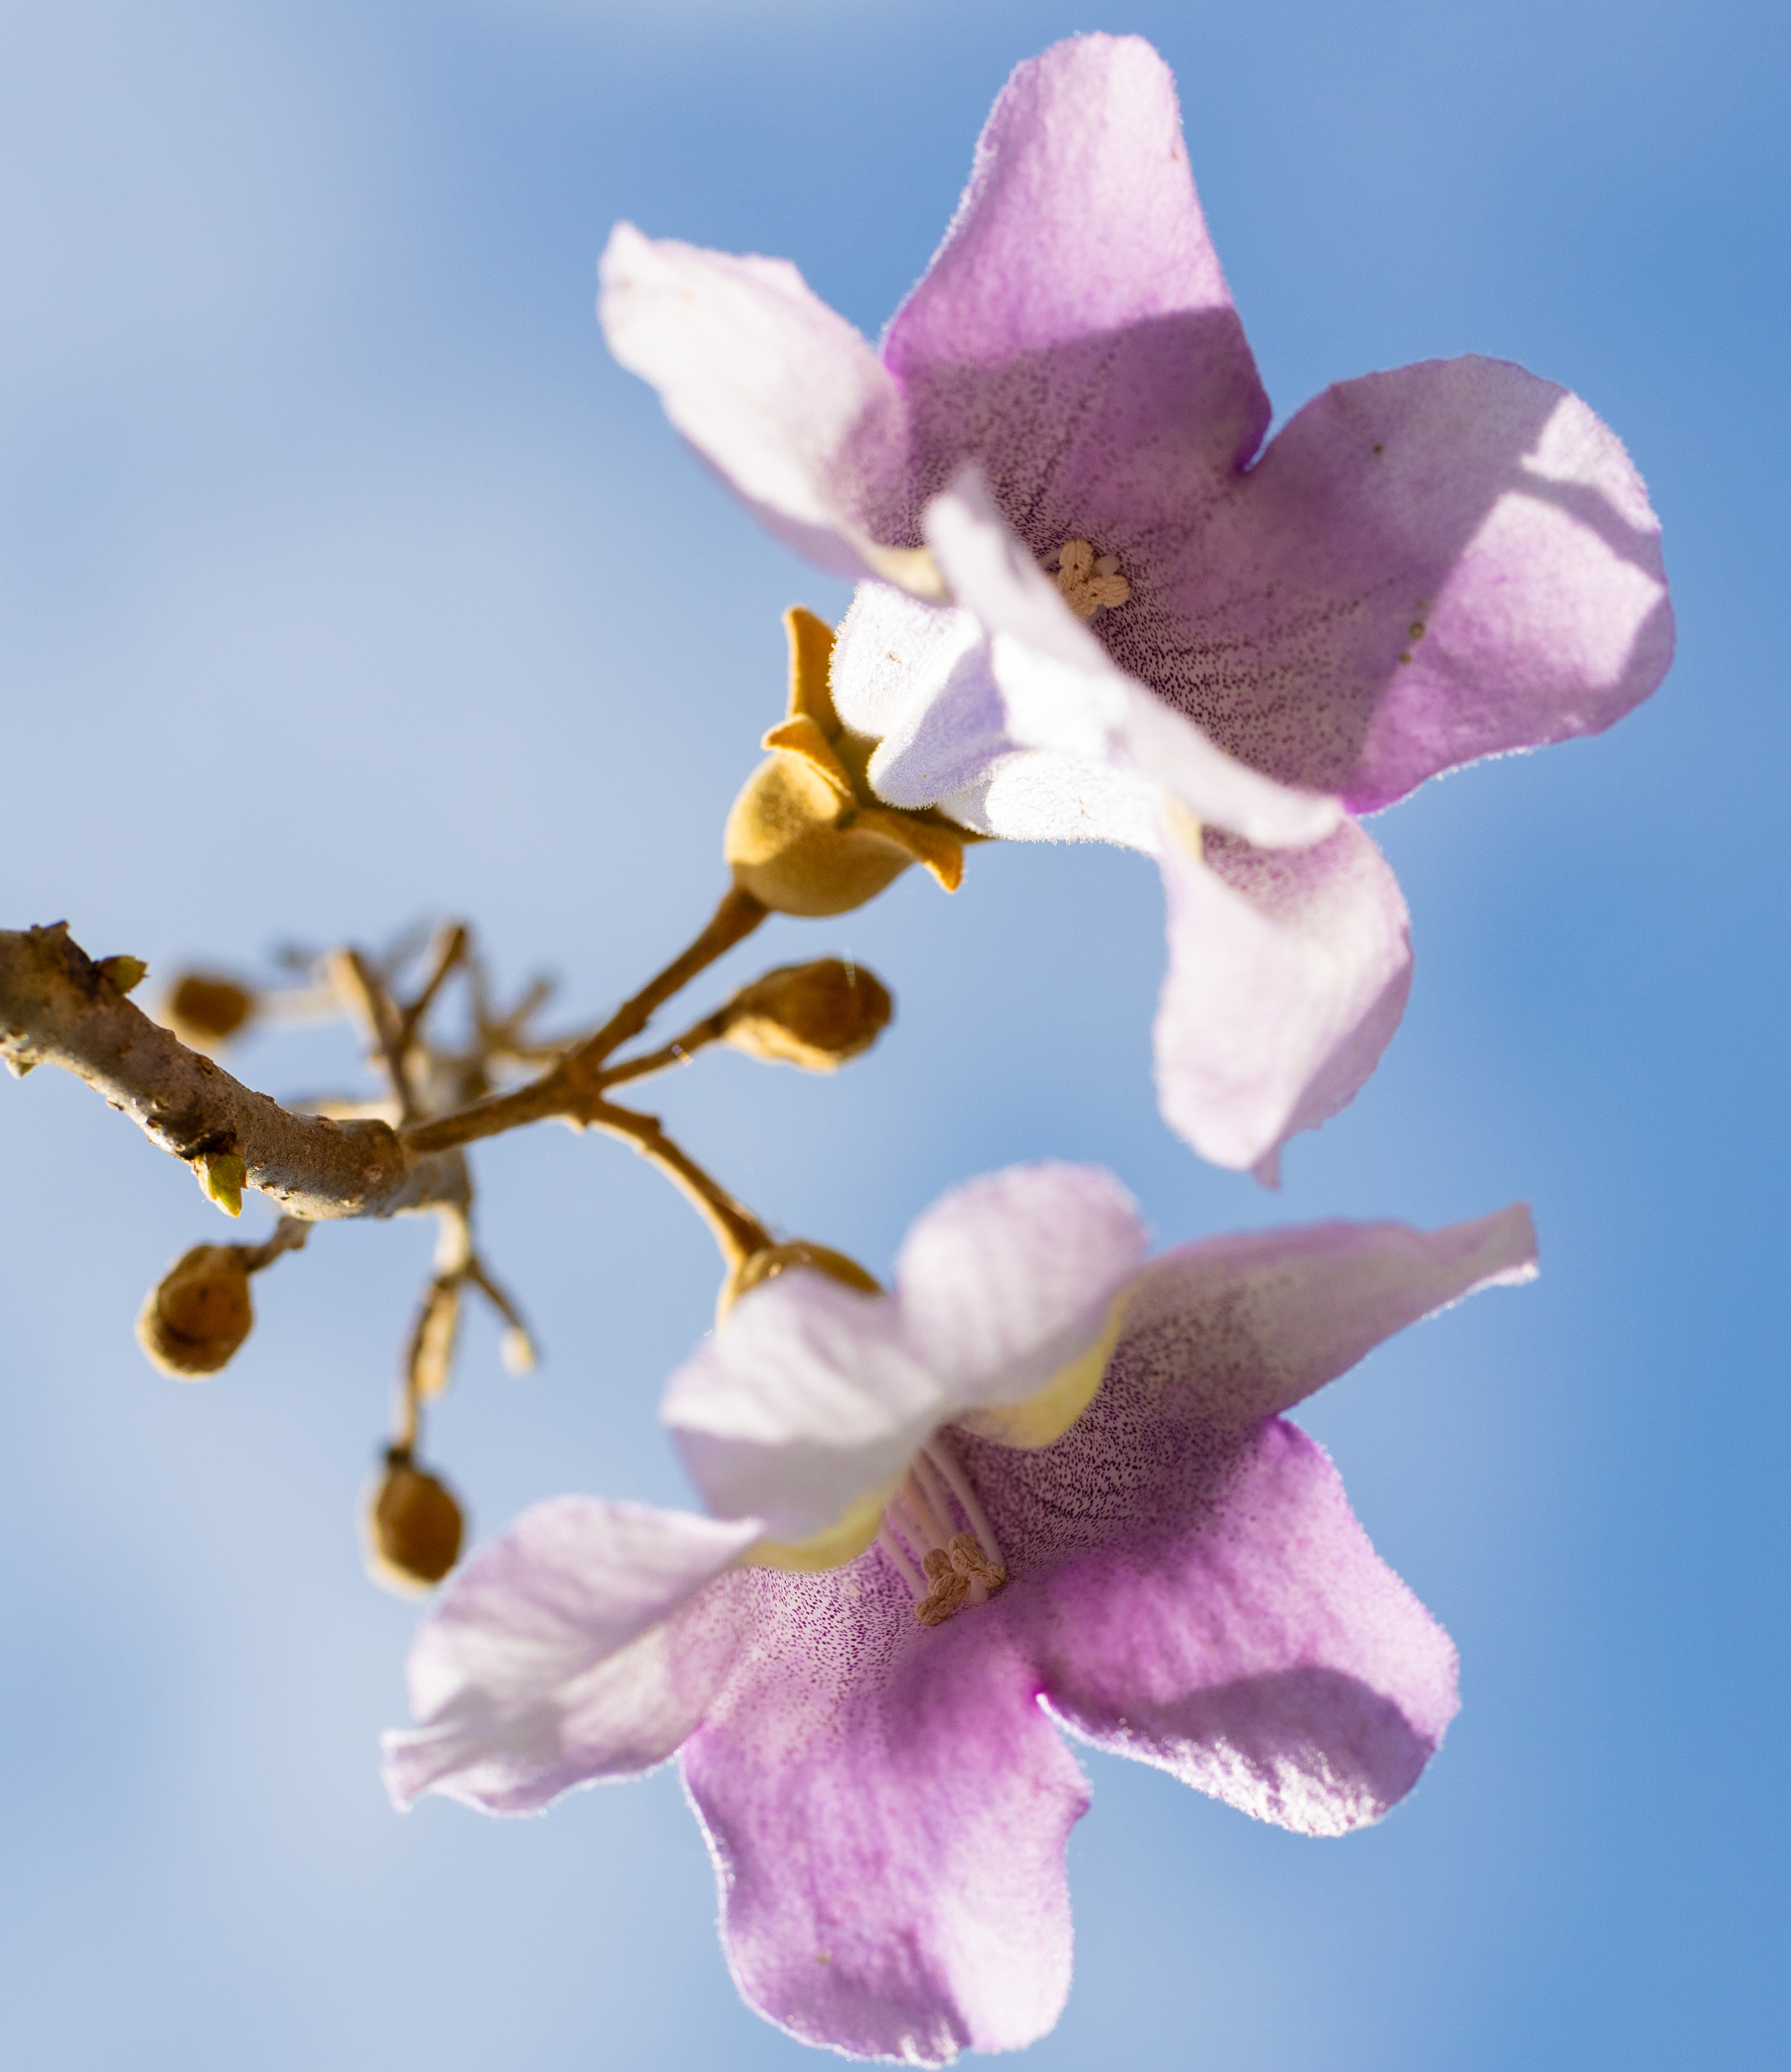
left=401, top=886, right=766, bottom=1157
left=588, top=1100, right=772, bottom=1274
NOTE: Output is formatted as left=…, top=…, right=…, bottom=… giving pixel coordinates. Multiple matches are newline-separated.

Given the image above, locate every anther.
left=947, top=1532, right=1006, bottom=1592
left=1049, top=539, right=1131, bottom=621
left=916, top=1548, right=970, bottom=1627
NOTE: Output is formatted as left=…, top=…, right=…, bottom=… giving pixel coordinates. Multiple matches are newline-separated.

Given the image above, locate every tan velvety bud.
left=366, top=1452, right=465, bottom=1592
left=719, top=1240, right=881, bottom=1323
left=166, top=973, right=255, bottom=1045
left=136, top=1244, right=254, bottom=1377
left=724, top=755, right=920, bottom=918
left=721, top=605, right=967, bottom=919
left=724, top=959, right=893, bottom=1071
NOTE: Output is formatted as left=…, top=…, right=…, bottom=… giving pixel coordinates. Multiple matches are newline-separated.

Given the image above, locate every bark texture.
left=1, top=924, right=466, bottom=1220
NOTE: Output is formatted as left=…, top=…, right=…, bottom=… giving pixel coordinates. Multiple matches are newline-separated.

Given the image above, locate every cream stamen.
left=921, top=1435, right=1005, bottom=1573
left=877, top=1439, right=1009, bottom=1626
left=1049, top=539, right=1131, bottom=621
left=877, top=1522, right=925, bottom=1598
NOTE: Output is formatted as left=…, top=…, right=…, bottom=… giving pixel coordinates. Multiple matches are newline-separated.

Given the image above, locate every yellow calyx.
left=724, top=607, right=970, bottom=918
left=1051, top=539, right=1131, bottom=621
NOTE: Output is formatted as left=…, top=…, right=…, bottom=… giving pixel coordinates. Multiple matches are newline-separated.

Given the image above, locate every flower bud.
left=136, top=1244, right=254, bottom=1377
left=97, top=955, right=148, bottom=995
left=723, top=605, right=966, bottom=919
left=720, top=1240, right=881, bottom=1323
left=366, top=1451, right=465, bottom=1593
left=166, top=972, right=255, bottom=1046
left=723, top=959, right=893, bottom=1072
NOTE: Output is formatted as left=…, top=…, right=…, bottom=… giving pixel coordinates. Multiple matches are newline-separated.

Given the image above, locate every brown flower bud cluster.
left=165, top=972, right=256, bottom=1047
left=366, top=1450, right=465, bottom=1592
left=722, top=958, right=892, bottom=1073
left=135, top=1244, right=255, bottom=1377
left=724, top=608, right=969, bottom=918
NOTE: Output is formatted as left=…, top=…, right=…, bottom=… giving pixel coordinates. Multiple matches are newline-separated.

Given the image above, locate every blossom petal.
left=664, top=1276, right=944, bottom=1543
left=1163, top=355, right=1674, bottom=811
left=1022, top=1419, right=1458, bottom=1835
left=895, top=1163, right=1149, bottom=1406
left=598, top=221, right=907, bottom=581
left=1114, top=1205, right=1539, bottom=1430
left=381, top=1498, right=759, bottom=1815
left=924, top=472, right=1341, bottom=848
left=683, top=1559, right=1088, bottom=2064
left=884, top=34, right=1271, bottom=536
left=1153, top=813, right=1413, bottom=1173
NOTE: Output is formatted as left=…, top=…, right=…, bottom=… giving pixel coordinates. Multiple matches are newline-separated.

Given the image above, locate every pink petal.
left=1153, top=355, right=1674, bottom=811
left=895, top=1163, right=1149, bottom=1404
left=1017, top=1419, right=1459, bottom=1835
left=884, top=34, right=1270, bottom=545
left=381, top=1498, right=759, bottom=1815
left=1153, top=814, right=1413, bottom=1173
left=598, top=222, right=907, bottom=579
left=1116, top=1206, right=1539, bottom=1429
left=683, top=1557, right=1088, bottom=2064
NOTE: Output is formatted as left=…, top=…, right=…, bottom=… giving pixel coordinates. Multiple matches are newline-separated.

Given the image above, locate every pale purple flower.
left=385, top=1165, right=1537, bottom=2063
left=598, top=34, right=1672, bottom=1178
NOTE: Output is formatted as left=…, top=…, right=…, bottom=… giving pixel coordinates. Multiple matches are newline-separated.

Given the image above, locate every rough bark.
left=1, top=923, right=465, bottom=1220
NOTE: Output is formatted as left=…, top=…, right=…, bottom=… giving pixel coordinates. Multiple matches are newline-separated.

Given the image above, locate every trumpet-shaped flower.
left=598, top=34, right=1672, bottom=1176
left=385, top=1165, right=1537, bottom=2063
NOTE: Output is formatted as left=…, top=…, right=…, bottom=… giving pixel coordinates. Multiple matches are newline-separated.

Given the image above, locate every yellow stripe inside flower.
left=744, top=1287, right=1131, bottom=1576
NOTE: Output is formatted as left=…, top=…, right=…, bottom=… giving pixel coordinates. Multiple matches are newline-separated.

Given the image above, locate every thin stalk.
left=401, top=886, right=765, bottom=1157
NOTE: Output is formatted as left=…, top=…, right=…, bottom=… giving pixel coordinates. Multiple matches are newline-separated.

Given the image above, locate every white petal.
left=382, top=1497, right=759, bottom=1814
left=923, top=470, right=1341, bottom=850
left=896, top=1163, right=1150, bottom=1409
left=598, top=223, right=906, bottom=582
left=663, top=1275, right=945, bottom=1543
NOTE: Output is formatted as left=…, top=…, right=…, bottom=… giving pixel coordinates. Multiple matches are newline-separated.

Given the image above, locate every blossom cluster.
left=379, top=32, right=1668, bottom=2064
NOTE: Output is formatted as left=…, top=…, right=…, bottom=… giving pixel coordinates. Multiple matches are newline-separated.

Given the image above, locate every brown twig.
left=588, top=1099, right=772, bottom=1273
left=401, top=886, right=766, bottom=1157
left=1, top=924, right=465, bottom=1221
left=395, top=922, right=468, bottom=1054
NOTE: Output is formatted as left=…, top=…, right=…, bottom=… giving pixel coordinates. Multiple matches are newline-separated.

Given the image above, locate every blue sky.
left=1, top=2, right=1786, bottom=2066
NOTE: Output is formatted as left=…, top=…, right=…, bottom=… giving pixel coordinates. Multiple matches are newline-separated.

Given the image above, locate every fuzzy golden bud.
left=723, top=606, right=966, bottom=919
left=723, top=959, right=893, bottom=1072
left=136, top=1244, right=254, bottom=1377
left=720, top=1239, right=881, bottom=1324
left=166, top=972, right=256, bottom=1045
left=366, top=1451, right=465, bottom=1593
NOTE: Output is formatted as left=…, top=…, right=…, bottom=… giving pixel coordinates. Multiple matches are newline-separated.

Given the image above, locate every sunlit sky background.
left=2, top=2, right=1786, bottom=2066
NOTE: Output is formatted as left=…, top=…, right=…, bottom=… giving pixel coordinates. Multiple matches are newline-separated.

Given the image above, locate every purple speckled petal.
left=923, top=471, right=1342, bottom=848
left=598, top=222, right=907, bottom=579
left=1019, top=1419, right=1458, bottom=1835
left=1114, top=1206, right=1539, bottom=1430
left=684, top=1557, right=1088, bottom=2065
left=1152, top=356, right=1674, bottom=811
left=382, top=1499, right=759, bottom=1815
left=896, top=1163, right=1149, bottom=1406
left=884, top=34, right=1270, bottom=549
left=1153, top=812, right=1413, bottom=1173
